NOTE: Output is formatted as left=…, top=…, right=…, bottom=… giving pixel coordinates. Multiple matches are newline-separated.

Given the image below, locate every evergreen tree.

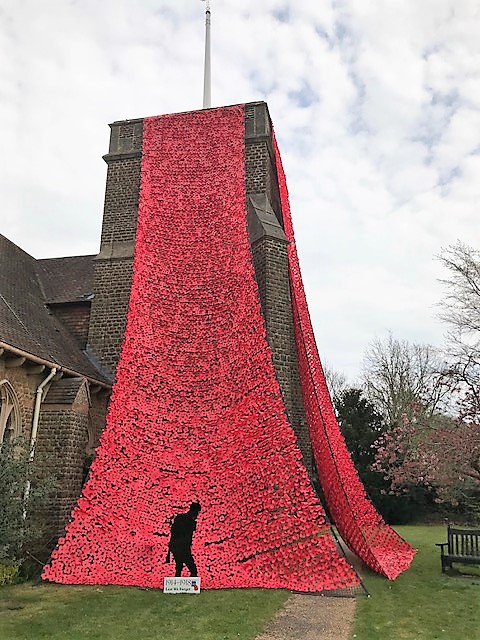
left=336, top=388, right=384, bottom=474
left=335, top=388, right=417, bottom=523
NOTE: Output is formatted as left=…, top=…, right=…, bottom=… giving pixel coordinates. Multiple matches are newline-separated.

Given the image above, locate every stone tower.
left=86, top=102, right=313, bottom=477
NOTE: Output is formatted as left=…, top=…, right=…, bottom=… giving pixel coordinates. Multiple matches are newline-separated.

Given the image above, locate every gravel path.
left=255, top=593, right=356, bottom=640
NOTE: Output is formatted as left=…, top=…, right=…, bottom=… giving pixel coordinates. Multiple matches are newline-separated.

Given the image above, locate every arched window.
left=0, top=380, right=21, bottom=444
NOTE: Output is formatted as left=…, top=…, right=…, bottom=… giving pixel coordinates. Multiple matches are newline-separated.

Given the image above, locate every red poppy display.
left=43, top=104, right=412, bottom=590
left=272, top=134, right=415, bottom=579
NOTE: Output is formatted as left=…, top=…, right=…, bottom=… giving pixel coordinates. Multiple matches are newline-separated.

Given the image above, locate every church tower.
left=45, top=103, right=414, bottom=589
left=86, top=102, right=314, bottom=477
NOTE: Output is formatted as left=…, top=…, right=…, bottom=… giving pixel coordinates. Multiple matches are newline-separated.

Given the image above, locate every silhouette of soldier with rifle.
left=160, top=502, right=201, bottom=577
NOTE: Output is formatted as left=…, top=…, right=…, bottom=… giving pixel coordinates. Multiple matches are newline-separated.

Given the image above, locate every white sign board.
left=163, top=577, right=201, bottom=594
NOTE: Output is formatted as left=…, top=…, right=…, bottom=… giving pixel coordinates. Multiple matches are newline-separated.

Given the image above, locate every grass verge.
left=352, top=525, right=480, bottom=640
left=0, top=582, right=288, bottom=640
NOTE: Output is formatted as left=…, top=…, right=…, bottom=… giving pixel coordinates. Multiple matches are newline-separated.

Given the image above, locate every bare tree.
left=362, top=334, right=448, bottom=426
left=367, top=247, right=480, bottom=512
left=438, top=242, right=480, bottom=336
left=438, top=242, right=480, bottom=419
left=324, top=364, right=348, bottom=405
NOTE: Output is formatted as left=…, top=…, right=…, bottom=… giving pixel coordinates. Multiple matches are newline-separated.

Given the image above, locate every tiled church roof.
left=44, top=377, right=85, bottom=404
left=36, top=255, right=95, bottom=304
left=0, top=233, right=109, bottom=383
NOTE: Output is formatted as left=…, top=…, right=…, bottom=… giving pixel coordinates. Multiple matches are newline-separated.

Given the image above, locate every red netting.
left=272, top=134, right=416, bottom=579
left=42, top=105, right=359, bottom=592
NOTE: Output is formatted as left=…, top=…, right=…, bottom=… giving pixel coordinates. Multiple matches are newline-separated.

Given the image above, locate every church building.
left=0, top=102, right=314, bottom=544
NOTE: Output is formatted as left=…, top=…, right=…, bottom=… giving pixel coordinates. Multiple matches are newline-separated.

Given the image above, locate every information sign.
left=163, top=577, right=201, bottom=594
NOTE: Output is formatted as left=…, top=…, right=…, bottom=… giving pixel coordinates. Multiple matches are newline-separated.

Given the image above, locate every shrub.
left=0, top=437, right=55, bottom=571
left=0, top=563, right=19, bottom=585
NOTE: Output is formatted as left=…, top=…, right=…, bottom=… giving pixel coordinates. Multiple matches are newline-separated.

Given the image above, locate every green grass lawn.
left=0, top=582, right=287, bottom=640
left=352, top=525, right=480, bottom=640
left=2, top=526, right=479, bottom=640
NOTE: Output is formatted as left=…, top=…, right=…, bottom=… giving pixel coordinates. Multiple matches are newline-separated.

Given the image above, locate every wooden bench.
left=436, top=525, right=480, bottom=573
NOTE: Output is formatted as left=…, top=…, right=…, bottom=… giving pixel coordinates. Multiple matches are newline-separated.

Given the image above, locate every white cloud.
left=0, top=0, right=479, bottom=380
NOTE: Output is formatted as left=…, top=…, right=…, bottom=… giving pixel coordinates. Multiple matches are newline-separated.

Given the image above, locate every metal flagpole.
left=201, top=0, right=211, bottom=108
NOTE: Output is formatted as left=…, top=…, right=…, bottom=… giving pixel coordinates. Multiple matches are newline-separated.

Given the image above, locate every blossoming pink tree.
left=372, top=406, right=480, bottom=508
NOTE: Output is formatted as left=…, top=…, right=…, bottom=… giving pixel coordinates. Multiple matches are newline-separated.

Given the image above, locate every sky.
left=1, top=0, right=479, bottom=382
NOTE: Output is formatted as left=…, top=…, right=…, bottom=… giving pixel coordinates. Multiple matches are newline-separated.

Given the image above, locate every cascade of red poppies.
left=272, top=135, right=416, bottom=579
left=42, top=105, right=360, bottom=591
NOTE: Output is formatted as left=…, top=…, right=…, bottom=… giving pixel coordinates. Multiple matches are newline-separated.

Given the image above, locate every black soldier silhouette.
left=164, top=502, right=201, bottom=577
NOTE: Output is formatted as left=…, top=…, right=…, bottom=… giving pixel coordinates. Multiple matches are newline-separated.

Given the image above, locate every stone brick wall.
left=87, top=259, right=135, bottom=374
left=35, top=387, right=90, bottom=540
left=250, top=236, right=311, bottom=473
left=99, top=156, right=142, bottom=247
left=245, top=102, right=312, bottom=477
left=89, top=390, right=109, bottom=447
left=245, top=102, right=282, bottom=225
left=48, top=303, right=91, bottom=349
left=86, top=119, right=143, bottom=376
